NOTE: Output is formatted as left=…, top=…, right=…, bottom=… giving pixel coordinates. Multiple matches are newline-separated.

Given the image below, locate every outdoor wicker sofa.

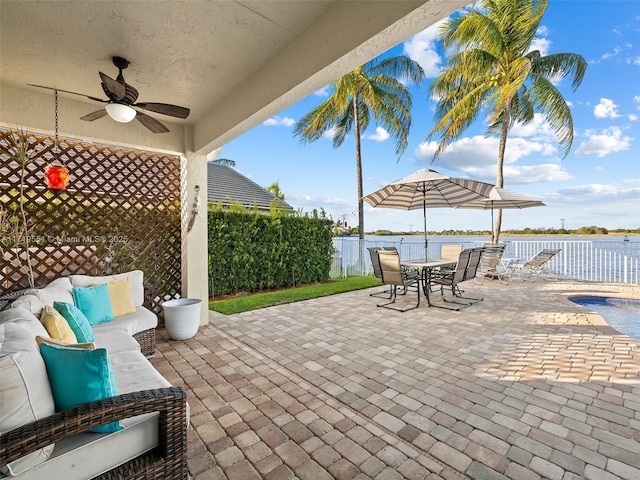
left=0, top=270, right=188, bottom=479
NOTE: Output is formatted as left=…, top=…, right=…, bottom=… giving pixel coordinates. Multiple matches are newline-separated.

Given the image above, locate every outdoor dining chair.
left=475, top=242, right=510, bottom=285
left=367, top=247, right=393, bottom=299
left=376, top=249, right=421, bottom=312
left=511, top=248, right=561, bottom=281
left=430, top=247, right=484, bottom=310
left=441, top=244, right=463, bottom=261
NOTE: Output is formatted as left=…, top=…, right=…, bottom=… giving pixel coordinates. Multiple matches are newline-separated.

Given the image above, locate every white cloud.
left=593, top=98, right=620, bottom=119
left=556, top=181, right=640, bottom=203
left=537, top=25, right=550, bottom=37
left=502, top=164, right=573, bottom=183
left=414, top=135, right=564, bottom=183
left=322, top=126, right=341, bottom=140
left=364, top=127, right=389, bottom=142
left=285, top=192, right=356, bottom=223
left=629, top=114, right=638, bottom=121
left=402, top=21, right=445, bottom=77
left=602, top=46, right=622, bottom=60
left=528, top=24, right=551, bottom=56
left=575, top=126, right=633, bottom=157
left=634, top=95, right=640, bottom=108
left=262, top=116, right=295, bottom=127
left=510, top=114, right=558, bottom=143
left=530, top=36, right=551, bottom=56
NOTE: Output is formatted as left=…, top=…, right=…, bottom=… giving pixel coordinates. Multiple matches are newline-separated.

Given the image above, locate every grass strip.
left=209, top=276, right=380, bottom=314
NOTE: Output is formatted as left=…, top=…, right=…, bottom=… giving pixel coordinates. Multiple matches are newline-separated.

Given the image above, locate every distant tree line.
left=364, top=226, right=639, bottom=236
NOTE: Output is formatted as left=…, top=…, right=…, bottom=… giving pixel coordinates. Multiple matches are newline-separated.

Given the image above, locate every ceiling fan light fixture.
left=105, top=102, right=136, bottom=123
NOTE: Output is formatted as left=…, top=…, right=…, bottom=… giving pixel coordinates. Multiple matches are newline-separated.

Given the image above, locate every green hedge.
left=208, top=208, right=334, bottom=296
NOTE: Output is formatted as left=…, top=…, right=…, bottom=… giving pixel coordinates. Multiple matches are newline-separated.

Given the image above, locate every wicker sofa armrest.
left=0, top=387, right=187, bottom=479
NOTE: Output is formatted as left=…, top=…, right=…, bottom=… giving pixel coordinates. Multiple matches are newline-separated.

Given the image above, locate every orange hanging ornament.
left=45, top=160, right=69, bottom=190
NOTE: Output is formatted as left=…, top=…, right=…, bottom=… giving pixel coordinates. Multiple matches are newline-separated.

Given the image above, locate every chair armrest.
left=0, top=387, right=187, bottom=469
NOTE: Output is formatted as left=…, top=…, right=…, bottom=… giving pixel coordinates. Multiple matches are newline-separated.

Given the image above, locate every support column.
left=182, top=126, right=209, bottom=326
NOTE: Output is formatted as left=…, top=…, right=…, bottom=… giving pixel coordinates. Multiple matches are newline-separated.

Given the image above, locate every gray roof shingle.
left=207, top=163, right=291, bottom=212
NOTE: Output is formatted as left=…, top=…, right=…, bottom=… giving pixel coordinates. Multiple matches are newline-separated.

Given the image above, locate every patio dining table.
left=401, top=258, right=456, bottom=307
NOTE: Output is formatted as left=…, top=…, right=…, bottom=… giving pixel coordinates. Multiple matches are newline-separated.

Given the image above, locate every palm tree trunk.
left=493, top=104, right=510, bottom=244
left=353, top=97, right=364, bottom=240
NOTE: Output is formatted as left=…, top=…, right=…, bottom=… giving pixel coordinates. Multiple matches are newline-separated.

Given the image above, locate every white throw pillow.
left=9, top=295, right=46, bottom=317
left=0, top=309, right=56, bottom=475
left=0, top=306, right=49, bottom=338
left=25, top=277, right=74, bottom=306
left=70, top=270, right=144, bottom=307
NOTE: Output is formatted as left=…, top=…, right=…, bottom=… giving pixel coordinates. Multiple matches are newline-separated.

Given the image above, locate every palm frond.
left=530, top=52, right=588, bottom=90
left=528, top=76, right=574, bottom=157
left=427, top=0, right=584, bottom=165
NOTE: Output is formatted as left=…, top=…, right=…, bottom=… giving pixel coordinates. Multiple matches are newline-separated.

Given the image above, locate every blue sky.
left=216, top=1, right=640, bottom=233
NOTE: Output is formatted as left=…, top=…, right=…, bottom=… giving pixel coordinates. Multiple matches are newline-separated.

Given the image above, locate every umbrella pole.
left=491, top=208, right=494, bottom=242
left=423, top=197, right=428, bottom=260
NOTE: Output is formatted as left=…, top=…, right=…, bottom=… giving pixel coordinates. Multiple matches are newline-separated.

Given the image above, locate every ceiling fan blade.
left=80, top=109, right=108, bottom=121
left=136, top=111, right=169, bottom=133
left=135, top=102, right=190, bottom=119
left=99, top=72, right=125, bottom=100
left=28, top=84, right=107, bottom=103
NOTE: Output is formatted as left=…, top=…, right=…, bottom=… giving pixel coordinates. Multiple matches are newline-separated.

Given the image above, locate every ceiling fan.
left=29, top=56, right=190, bottom=133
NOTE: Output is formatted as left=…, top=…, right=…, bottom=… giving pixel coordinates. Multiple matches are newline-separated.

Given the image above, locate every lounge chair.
left=376, top=249, right=420, bottom=312
left=511, top=248, right=561, bottom=281
left=430, top=247, right=483, bottom=310
left=475, top=242, right=510, bottom=285
left=367, top=247, right=392, bottom=299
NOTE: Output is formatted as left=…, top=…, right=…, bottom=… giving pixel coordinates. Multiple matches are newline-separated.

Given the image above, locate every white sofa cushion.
left=92, top=329, right=141, bottom=355
left=92, top=307, right=157, bottom=337
left=3, top=349, right=175, bottom=480
left=110, top=350, right=189, bottom=423
left=110, top=350, right=170, bottom=393
left=69, top=271, right=144, bottom=307
left=0, top=307, right=49, bottom=343
left=0, top=309, right=55, bottom=476
left=1, top=412, right=160, bottom=480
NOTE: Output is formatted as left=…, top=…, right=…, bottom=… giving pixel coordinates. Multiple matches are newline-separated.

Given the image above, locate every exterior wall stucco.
left=182, top=126, right=209, bottom=326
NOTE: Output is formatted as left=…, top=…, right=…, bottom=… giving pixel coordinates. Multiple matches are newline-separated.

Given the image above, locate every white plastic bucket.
left=162, top=298, right=202, bottom=340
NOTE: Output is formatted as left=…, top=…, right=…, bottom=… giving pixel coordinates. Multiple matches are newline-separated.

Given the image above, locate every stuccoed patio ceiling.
left=0, top=0, right=469, bottom=156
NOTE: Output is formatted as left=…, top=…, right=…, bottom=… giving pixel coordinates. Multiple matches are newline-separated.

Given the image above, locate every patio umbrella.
left=363, top=168, right=494, bottom=260
left=455, top=186, right=545, bottom=238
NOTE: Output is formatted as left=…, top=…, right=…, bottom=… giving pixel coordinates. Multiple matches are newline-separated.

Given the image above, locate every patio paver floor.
left=151, top=279, right=640, bottom=479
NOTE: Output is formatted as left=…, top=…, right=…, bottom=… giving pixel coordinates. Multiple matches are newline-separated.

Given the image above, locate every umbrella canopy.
left=363, top=169, right=494, bottom=259
left=456, top=187, right=545, bottom=210
left=456, top=187, right=545, bottom=238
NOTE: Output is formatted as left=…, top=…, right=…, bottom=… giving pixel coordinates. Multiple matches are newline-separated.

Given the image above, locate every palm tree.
left=266, top=182, right=285, bottom=200
left=294, top=56, right=425, bottom=239
left=211, top=157, right=236, bottom=167
left=427, top=0, right=586, bottom=243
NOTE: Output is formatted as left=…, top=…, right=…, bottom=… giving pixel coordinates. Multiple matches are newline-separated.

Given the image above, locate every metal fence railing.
left=330, top=237, right=639, bottom=284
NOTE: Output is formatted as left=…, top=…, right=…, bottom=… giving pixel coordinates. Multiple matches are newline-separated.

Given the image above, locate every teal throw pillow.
left=53, top=301, right=95, bottom=343
left=72, top=283, right=114, bottom=326
left=39, top=343, right=122, bottom=433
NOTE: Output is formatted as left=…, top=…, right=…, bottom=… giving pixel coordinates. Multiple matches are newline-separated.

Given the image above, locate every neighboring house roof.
left=207, top=163, right=291, bottom=212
